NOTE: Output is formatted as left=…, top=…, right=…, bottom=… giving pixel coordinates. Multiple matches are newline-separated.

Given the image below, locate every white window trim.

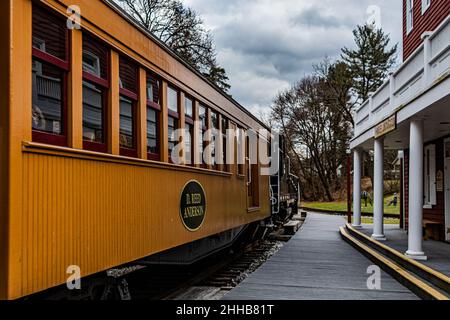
left=424, top=144, right=437, bottom=207
left=82, top=50, right=101, bottom=77
left=421, top=0, right=431, bottom=15
left=406, top=0, right=414, bottom=35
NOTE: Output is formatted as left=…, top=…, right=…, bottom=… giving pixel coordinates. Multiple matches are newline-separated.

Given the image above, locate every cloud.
left=184, top=0, right=402, bottom=114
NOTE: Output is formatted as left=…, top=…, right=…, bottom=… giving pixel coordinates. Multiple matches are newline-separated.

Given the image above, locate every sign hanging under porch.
left=374, top=114, right=397, bottom=139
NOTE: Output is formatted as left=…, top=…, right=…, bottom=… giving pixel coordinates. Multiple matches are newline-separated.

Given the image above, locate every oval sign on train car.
left=180, top=180, right=207, bottom=231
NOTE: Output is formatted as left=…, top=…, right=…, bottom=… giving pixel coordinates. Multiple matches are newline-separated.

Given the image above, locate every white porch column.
left=372, top=138, right=386, bottom=240
left=406, top=120, right=427, bottom=260
left=353, top=149, right=362, bottom=228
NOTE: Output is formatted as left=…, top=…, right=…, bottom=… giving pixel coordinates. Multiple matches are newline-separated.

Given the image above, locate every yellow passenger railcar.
left=0, top=0, right=272, bottom=299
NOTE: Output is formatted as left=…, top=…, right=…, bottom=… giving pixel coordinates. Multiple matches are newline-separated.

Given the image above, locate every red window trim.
left=32, top=131, right=67, bottom=147
left=147, top=152, right=160, bottom=161
left=185, top=117, right=194, bottom=125
left=83, top=141, right=108, bottom=153
left=168, top=110, right=180, bottom=119
left=83, top=71, right=109, bottom=88
left=147, top=100, right=161, bottom=111
left=32, top=48, right=69, bottom=71
left=120, top=147, right=138, bottom=158
left=120, top=88, right=138, bottom=101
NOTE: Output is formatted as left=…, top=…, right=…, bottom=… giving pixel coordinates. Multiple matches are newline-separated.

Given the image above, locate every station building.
left=351, top=0, right=450, bottom=260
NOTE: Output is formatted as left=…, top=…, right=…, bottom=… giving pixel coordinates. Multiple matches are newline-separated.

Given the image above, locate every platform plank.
left=224, top=213, right=418, bottom=300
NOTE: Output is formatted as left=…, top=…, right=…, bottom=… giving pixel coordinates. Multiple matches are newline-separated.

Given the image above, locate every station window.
left=198, top=105, right=207, bottom=167
left=421, top=0, right=431, bottom=15
left=406, top=0, right=414, bottom=34
left=32, top=5, right=69, bottom=146
left=185, top=96, right=194, bottom=165
left=82, top=33, right=109, bottom=152
left=147, top=73, right=161, bottom=161
left=119, top=56, right=138, bottom=157
left=167, top=86, right=180, bottom=162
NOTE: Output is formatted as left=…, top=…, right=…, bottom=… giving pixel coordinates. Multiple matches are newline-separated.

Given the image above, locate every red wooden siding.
left=403, top=136, right=446, bottom=238
left=403, top=0, right=450, bottom=61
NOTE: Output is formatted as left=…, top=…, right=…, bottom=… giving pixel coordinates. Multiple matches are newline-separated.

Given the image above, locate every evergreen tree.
left=341, top=24, right=398, bottom=104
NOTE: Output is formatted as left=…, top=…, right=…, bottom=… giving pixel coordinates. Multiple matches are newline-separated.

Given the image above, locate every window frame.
left=82, top=34, right=110, bottom=153
left=423, top=144, right=437, bottom=208
left=184, top=96, right=195, bottom=166
left=198, top=105, right=208, bottom=168
left=167, top=86, right=180, bottom=163
left=119, top=57, right=139, bottom=158
left=421, top=0, right=431, bottom=15
left=221, top=116, right=229, bottom=172
left=31, top=5, right=70, bottom=147
left=406, top=0, right=414, bottom=35
left=146, top=72, right=162, bottom=161
left=210, top=110, right=219, bottom=170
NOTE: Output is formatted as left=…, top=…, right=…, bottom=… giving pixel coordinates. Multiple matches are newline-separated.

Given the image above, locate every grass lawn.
left=353, top=217, right=400, bottom=225
left=303, top=195, right=400, bottom=215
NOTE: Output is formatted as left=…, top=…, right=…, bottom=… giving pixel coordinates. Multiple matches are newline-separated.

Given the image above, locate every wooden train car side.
left=0, top=0, right=270, bottom=299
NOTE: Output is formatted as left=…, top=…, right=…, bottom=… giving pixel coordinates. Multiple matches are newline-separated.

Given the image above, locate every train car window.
left=185, top=122, right=194, bottom=165
left=222, top=117, right=229, bottom=172
left=237, top=127, right=245, bottom=175
left=167, top=86, right=180, bottom=162
left=32, top=6, right=67, bottom=60
left=168, top=116, right=179, bottom=162
left=119, top=56, right=138, bottom=157
left=246, top=134, right=260, bottom=208
left=82, top=34, right=109, bottom=153
left=83, top=34, right=108, bottom=80
left=199, top=105, right=207, bottom=128
left=210, top=111, right=219, bottom=169
left=185, top=96, right=194, bottom=165
left=147, top=107, right=159, bottom=160
left=198, top=105, right=207, bottom=167
left=31, top=5, right=69, bottom=147
left=82, top=82, right=105, bottom=145
left=146, top=73, right=161, bottom=161
left=119, top=56, right=138, bottom=94
left=185, top=97, right=193, bottom=118
left=119, top=97, right=135, bottom=150
left=167, top=86, right=179, bottom=113
left=146, top=75, right=161, bottom=107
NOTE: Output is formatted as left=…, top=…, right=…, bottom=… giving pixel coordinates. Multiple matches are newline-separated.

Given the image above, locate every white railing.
left=354, top=15, right=450, bottom=138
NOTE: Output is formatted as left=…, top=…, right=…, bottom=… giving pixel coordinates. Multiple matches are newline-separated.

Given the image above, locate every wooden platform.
left=224, top=213, right=419, bottom=300
left=359, top=225, right=450, bottom=278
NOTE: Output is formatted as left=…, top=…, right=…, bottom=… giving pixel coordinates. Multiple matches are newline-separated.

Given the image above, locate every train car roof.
left=105, top=0, right=270, bottom=131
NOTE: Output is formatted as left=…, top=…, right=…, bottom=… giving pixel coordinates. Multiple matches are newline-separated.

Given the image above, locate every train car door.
left=444, top=139, right=450, bottom=242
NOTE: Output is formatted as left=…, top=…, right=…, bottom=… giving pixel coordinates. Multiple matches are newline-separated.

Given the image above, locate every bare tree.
left=116, top=0, right=230, bottom=92
left=272, top=76, right=350, bottom=201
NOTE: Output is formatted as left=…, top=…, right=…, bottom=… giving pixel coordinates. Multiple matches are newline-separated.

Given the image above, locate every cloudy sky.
left=183, top=0, right=403, bottom=115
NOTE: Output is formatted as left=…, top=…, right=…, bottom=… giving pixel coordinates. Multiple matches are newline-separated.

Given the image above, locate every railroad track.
left=126, top=240, right=285, bottom=300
